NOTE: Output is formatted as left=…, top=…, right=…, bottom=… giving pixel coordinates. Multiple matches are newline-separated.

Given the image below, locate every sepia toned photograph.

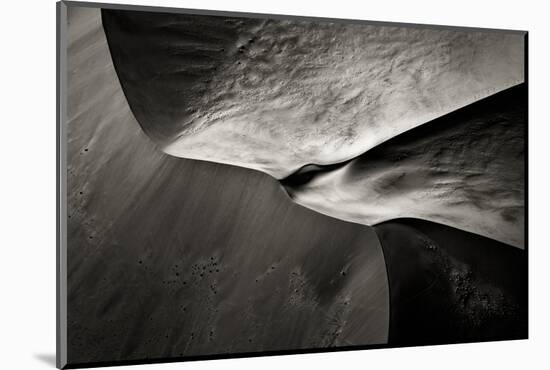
left=57, top=1, right=527, bottom=368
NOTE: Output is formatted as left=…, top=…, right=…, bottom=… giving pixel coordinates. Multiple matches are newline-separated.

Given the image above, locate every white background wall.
left=1, top=0, right=549, bottom=368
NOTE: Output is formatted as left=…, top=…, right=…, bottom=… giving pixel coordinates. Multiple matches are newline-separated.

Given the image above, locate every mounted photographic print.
left=56, top=1, right=528, bottom=368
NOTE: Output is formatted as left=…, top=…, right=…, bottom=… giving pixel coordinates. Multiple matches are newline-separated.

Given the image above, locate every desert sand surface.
left=61, top=5, right=526, bottom=366
left=66, top=6, right=389, bottom=365
left=102, top=9, right=525, bottom=248
left=283, top=85, right=526, bottom=248
left=102, top=9, right=524, bottom=178
left=375, top=219, right=527, bottom=345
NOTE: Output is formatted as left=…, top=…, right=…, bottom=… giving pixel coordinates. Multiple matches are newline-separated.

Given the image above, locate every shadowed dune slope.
left=375, top=219, right=527, bottom=346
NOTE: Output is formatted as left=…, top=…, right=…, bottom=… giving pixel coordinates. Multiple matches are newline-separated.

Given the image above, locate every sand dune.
left=61, top=7, right=526, bottom=365
left=102, top=10, right=525, bottom=248
left=65, top=7, right=389, bottom=364
left=283, top=85, right=526, bottom=248
left=102, top=9, right=524, bottom=179
left=375, top=219, right=526, bottom=345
